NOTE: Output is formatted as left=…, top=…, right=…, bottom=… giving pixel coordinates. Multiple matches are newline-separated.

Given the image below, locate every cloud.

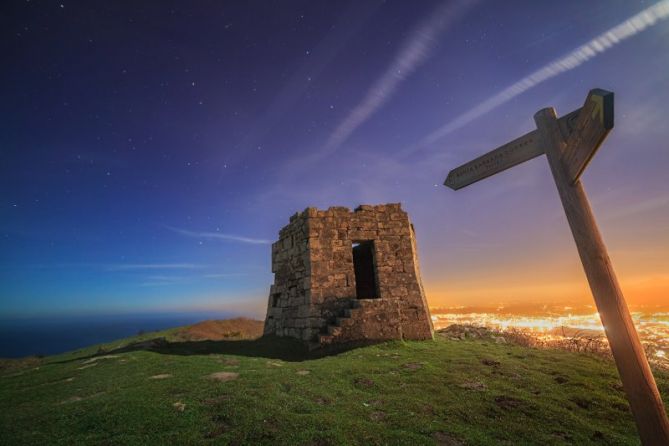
left=283, top=0, right=475, bottom=173
left=139, top=275, right=191, bottom=287
left=108, top=263, right=203, bottom=271
left=203, top=273, right=248, bottom=279
left=603, top=194, right=669, bottom=221
left=166, top=226, right=271, bottom=245
left=324, top=1, right=474, bottom=151
left=412, top=0, right=669, bottom=149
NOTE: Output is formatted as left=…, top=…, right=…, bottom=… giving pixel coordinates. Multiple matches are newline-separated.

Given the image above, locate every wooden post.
left=534, top=107, right=669, bottom=446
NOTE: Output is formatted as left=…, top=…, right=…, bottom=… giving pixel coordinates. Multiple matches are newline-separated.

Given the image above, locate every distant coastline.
left=0, top=311, right=236, bottom=358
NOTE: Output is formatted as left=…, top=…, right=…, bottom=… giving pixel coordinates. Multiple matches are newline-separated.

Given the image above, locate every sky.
left=2, top=0, right=669, bottom=319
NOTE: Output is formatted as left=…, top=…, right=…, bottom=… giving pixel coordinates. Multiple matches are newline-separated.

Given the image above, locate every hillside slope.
left=1, top=321, right=667, bottom=446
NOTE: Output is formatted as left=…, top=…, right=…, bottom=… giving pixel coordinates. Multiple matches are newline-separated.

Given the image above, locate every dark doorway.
left=352, top=241, right=378, bottom=299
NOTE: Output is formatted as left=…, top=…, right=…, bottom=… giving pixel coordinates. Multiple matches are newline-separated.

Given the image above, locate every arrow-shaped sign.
left=444, top=89, right=613, bottom=190
left=443, top=130, right=541, bottom=190
left=561, top=89, right=614, bottom=184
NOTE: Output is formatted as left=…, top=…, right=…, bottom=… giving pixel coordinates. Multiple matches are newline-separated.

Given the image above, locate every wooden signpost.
left=444, top=89, right=669, bottom=445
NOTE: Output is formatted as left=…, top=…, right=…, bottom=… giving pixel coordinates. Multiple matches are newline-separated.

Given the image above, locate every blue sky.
left=2, top=0, right=669, bottom=317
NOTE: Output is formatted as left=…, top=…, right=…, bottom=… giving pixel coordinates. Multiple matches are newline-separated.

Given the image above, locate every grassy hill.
left=1, top=319, right=667, bottom=445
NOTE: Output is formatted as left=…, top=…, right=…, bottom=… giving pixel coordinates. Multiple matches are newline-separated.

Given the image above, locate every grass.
left=0, top=322, right=667, bottom=445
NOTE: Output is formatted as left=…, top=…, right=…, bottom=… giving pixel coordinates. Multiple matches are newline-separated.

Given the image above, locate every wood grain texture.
left=561, top=89, right=614, bottom=184
left=443, top=130, right=541, bottom=190
left=534, top=107, right=669, bottom=446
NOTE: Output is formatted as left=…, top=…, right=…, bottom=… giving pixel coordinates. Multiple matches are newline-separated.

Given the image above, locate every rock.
left=296, top=370, right=310, bottom=376
left=149, top=374, right=172, bottom=380
left=173, top=401, right=186, bottom=412
left=77, top=363, right=98, bottom=370
left=81, top=355, right=119, bottom=365
left=432, top=431, right=464, bottom=446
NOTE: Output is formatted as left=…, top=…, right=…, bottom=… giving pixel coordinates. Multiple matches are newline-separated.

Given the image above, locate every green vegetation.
left=1, top=321, right=667, bottom=445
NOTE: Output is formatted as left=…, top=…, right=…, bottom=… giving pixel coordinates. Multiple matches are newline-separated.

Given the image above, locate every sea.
left=0, top=311, right=235, bottom=358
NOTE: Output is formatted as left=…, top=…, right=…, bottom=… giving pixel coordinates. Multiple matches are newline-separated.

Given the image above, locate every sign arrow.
left=561, top=89, right=614, bottom=184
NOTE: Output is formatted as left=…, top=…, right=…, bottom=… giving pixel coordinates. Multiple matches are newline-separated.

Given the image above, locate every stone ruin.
left=263, top=203, right=433, bottom=348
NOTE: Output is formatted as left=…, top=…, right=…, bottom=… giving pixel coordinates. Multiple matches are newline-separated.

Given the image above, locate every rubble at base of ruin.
left=263, top=203, right=433, bottom=348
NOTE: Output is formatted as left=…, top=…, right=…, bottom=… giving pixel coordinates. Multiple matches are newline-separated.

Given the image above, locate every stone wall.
left=264, top=203, right=433, bottom=347
left=263, top=212, right=313, bottom=340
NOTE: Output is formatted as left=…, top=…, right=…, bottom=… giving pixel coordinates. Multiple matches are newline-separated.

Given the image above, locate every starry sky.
left=2, top=0, right=669, bottom=319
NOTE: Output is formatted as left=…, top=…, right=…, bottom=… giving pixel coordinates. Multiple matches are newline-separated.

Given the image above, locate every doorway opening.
left=352, top=241, right=378, bottom=299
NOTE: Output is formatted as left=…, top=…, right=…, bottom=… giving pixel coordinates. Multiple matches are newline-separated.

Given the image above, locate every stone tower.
left=263, top=203, right=433, bottom=348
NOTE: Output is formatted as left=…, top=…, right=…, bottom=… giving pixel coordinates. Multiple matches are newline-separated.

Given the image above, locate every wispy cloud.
left=282, top=0, right=475, bottom=174
left=138, top=272, right=250, bottom=286
left=603, top=194, right=669, bottom=221
left=413, top=0, right=669, bottom=149
left=324, top=1, right=474, bottom=152
left=139, top=275, right=191, bottom=287
left=166, top=226, right=271, bottom=245
left=203, top=273, right=248, bottom=279
left=108, top=263, right=204, bottom=271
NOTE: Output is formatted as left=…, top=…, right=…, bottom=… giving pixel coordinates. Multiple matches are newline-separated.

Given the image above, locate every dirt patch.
left=296, top=369, right=310, bottom=376
left=403, top=362, right=423, bottom=370
left=175, top=318, right=263, bottom=341
left=315, top=397, right=331, bottom=406
left=432, top=431, right=464, bottom=446
left=203, top=395, right=231, bottom=406
left=459, top=381, right=487, bottom=391
left=591, top=431, right=606, bottom=441
left=552, top=431, right=573, bottom=442
left=204, top=421, right=229, bottom=439
left=150, top=374, right=172, bottom=380
left=369, top=411, right=386, bottom=422
left=554, top=376, right=569, bottom=384
left=571, top=397, right=591, bottom=409
left=420, top=404, right=436, bottom=415
left=494, top=395, right=522, bottom=410
left=266, top=361, right=283, bottom=368
left=0, top=356, right=42, bottom=374
left=354, top=377, right=375, bottom=388
left=208, top=372, right=239, bottom=382
left=481, top=358, right=500, bottom=367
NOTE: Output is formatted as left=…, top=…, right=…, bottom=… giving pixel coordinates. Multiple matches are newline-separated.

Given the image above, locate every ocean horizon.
left=0, top=311, right=240, bottom=358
